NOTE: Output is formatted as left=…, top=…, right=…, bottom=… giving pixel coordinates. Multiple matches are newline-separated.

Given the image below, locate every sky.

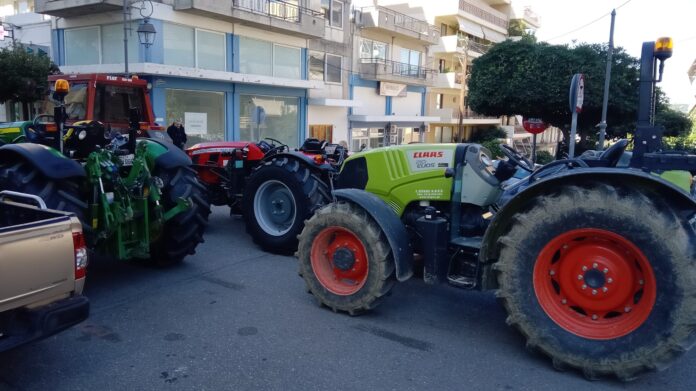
left=523, top=0, right=696, bottom=107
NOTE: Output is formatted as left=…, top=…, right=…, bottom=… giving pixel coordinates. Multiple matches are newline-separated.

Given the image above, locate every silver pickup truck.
left=0, top=191, right=89, bottom=352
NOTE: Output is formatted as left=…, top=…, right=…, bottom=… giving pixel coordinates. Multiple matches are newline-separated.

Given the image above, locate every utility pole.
left=456, top=35, right=469, bottom=143
left=597, top=9, right=616, bottom=151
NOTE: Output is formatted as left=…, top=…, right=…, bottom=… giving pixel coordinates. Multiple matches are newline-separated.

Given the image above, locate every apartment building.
left=32, top=0, right=341, bottom=146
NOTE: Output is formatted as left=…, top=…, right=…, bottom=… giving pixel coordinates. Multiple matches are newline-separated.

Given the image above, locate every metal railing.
left=361, top=58, right=437, bottom=80
left=360, top=6, right=439, bottom=40
left=458, top=0, right=509, bottom=30
left=233, top=0, right=322, bottom=23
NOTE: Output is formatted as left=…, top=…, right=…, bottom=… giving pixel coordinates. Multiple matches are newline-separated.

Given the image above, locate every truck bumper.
left=0, top=295, right=89, bottom=352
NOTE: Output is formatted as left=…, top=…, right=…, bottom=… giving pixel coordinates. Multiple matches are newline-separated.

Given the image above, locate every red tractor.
left=186, top=138, right=346, bottom=253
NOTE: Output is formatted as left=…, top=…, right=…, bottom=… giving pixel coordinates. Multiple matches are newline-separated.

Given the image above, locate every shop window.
left=64, top=27, right=100, bottom=66
left=239, top=94, right=299, bottom=146
left=309, top=125, right=333, bottom=142
left=163, top=23, right=195, bottom=67
left=165, top=89, right=225, bottom=145
left=196, top=29, right=226, bottom=71
left=351, top=128, right=384, bottom=152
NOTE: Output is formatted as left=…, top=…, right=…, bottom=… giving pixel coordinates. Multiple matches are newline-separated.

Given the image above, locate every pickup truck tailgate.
left=0, top=214, right=77, bottom=311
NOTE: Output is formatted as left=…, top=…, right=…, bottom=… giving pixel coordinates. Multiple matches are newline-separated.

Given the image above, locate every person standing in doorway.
left=167, top=119, right=187, bottom=149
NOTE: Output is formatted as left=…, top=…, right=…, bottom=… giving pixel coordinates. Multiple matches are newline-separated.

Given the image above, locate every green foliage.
left=468, top=39, right=689, bottom=146
left=471, top=127, right=506, bottom=158
left=508, top=20, right=526, bottom=37
left=535, top=150, right=554, bottom=164
left=0, top=44, right=53, bottom=104
left=654, top=107, right=692, bottom=137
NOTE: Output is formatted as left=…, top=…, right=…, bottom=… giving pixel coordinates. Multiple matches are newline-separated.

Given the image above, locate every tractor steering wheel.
left=262, top=137, right=288, bottom=156
left=501, top=144, right=535, bottom=172
left=33, top=114, right=55, bottom=127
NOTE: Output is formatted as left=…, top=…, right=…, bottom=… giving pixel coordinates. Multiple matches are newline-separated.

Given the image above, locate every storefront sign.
left=379, top=82, right=407, bottom=97
left=185, top=112, right=207, bottom=135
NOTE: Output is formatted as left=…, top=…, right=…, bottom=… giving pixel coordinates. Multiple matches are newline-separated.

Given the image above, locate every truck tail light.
left=72, top=231, right=88, bottom=279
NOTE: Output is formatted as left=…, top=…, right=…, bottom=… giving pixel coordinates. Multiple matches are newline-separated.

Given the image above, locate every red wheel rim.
left=533, top=228, right=656, bottom=340
left=310, top=226, right=369, bottom=295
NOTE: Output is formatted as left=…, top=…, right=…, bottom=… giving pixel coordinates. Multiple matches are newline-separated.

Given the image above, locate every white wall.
left=352, top=86, right=385, bottom=115
left=308, top=105, right=349, bottom=143
left=392, top=92, right=422, bottom=116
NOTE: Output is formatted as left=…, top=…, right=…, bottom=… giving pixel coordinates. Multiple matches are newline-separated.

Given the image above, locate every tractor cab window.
left=38, top=83, right=88, bottom=121
left=94, top=84, right=145, bottom=123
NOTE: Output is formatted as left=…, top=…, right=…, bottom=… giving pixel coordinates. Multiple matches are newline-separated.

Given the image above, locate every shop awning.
left=457, top=16, right=507, bottom=42
left=349, top=115, right=441, bottom=128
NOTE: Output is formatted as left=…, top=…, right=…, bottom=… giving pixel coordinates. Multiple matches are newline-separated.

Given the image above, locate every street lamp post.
left=123, top=0, right=156, bottom=77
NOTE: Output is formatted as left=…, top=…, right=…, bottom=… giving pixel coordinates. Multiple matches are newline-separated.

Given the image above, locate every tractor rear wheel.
left=150, top=166, right=210, bottom=266
left=297, top=202, right=395, bottom=315
left=243, top=157, right=330, bottom=254
left=0, top=160, right=87, bottom=230
left=496, top=183, right=696, bottom=380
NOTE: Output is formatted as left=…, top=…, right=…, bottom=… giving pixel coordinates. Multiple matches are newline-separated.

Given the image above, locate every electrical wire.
left=545, top=0, right=634, bottom=42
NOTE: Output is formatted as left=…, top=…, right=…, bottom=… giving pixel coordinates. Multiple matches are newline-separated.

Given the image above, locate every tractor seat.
left=579, top=139, right=629, bottom=167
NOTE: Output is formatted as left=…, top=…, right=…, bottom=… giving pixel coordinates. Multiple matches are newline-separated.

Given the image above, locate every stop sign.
left=523, top=118, right=547, bottom=135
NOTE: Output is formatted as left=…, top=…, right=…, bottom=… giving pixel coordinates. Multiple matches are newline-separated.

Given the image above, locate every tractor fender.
left=334, top=188, right=414, bottom=282
left=0, top=143, right=84, bottom=179
left=264, top=151, right=335, bottom=173
left=481, top=168, right=696, bottom=268
left=138, top=138, right=192, bottom=171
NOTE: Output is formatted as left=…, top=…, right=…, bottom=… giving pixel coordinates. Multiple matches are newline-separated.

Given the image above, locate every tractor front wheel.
left=297, top=202, right=395, bottom=315
left=496, top=184, right=696, bottom=380
left=150, top=166, right=210, bottom=266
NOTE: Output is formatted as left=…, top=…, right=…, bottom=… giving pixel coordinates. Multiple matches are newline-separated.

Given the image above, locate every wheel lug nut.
left=549, top=270, right=555, bottom=276
left=592, top=314, right=598, bottom=320
left=561, top=299, right=567, bottom=304
left=639, top=279, right=644, bottom=285
left=582, top=266, right=588, bottom=271
left=563, top=245, right=568, bottom=249
left=607, top=278, right=613, bottom=283
left=591, top=289, right=597, bottom=295
left=577, top=275, right=583, bottom=280
left=592, top=263, right=598, bottom=269
left=602, top=287, right=608, bottom=292
left=581, top=284, right=587, bottom=289
left=624, top=306, right=631, bottom=313
left=603, top=268, right=609, bottom=274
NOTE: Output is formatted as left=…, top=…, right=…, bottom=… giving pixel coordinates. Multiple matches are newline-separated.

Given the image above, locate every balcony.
left=522, top=7, right=541, bottom=28
left=359, top=58, right=436, bottom=87
left=35, top=0, right=123, bottom=17
left=358, top=6, right=439, bottom=45
left=430, top=107, right=500, bottom=125
left=434, top=72, right=463, bottom=89
left=433, top=35, right=490, bottom=57
left=174, top=0, right=325, bottom=38
left=459, top=0, right=509, bottom=31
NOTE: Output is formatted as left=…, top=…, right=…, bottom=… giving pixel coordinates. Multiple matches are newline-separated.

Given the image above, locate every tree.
left=468, top=38, right=692, bottom=149
left=0, top=44, right=54, bottom=119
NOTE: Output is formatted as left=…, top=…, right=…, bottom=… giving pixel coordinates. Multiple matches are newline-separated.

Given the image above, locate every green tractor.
left=0, top=79, right=209, bottom=265
left=296, top=38, right=696, bottom=379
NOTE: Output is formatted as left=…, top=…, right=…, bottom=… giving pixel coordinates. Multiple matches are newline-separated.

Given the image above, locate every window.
left=163, top=23, right=194, bottom=67
left=438, top=59, right=446, bottom=72
left=399, top=48, right=422, bottom=77
left=325, top=54, right=342, bottom=83
left=273, top=45, right=301, bottom=79
left=309, top=51, right=324, bottom=81
left=240, top=95, right=299, bottom=146
left=165, top=89, right=225, bottom=145
left=239, top=36, right=301, bottom=79
left=440, top=23, right=447, bottom=37
left=64, top=27, right=100, bottom=65
left=321, top=0, right=343, bottom=28
left=359, top=38, right=388, bottom=61
left=94, top=84, right=145, bottom=123
left=101, top=22, right=139, bottom=65
left=309, top=125, right=333, bottom=142
left=435, top=93, right=443, bottom=110
left=196, top=29, right=226, bottom=71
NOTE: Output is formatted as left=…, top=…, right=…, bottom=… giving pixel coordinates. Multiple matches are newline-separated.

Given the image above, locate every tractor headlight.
left=78, top=130, right=87, bottom=140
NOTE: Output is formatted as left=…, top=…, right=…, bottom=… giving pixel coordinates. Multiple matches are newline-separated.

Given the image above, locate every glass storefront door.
left=239, top=94, right=299, bottom=146
left=165, top=89, right=225, bottom=146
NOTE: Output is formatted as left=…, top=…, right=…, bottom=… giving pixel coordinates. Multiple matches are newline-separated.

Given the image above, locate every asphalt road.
left=1, top=206, right=694, bottom=391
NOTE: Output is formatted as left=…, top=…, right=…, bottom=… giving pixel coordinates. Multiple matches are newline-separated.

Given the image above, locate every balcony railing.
left=233, top=0, right=322, bottom=22
left=359, top=6, right=440, bottom=42
left=467, top=40, right=489, bottom=55
left=458, top=0, right=509, bottom=30
left=361, top=58, right=437, bottom=80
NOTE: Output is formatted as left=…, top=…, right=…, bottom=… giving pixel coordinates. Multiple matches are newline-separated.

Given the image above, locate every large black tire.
left=0, top=160, right=87, bottom=227
left=150, top=166, right=210, bottom=266
left=297, top=202, right=396, bottom=315
left=243, top=157, right=330, bottom=254
left=495, top=183, right=696, bottom=380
